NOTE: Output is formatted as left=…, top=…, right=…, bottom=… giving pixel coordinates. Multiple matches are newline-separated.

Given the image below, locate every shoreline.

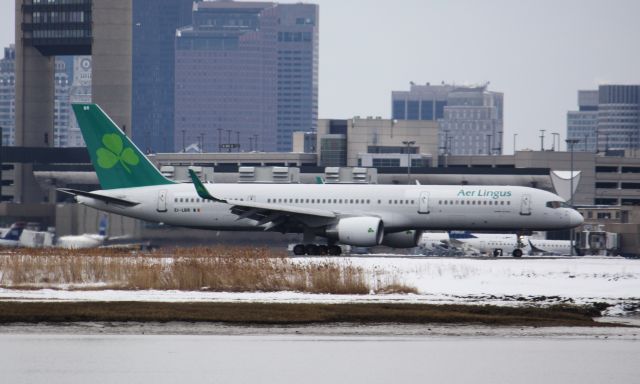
left=0, top=301, right=622, bottom=327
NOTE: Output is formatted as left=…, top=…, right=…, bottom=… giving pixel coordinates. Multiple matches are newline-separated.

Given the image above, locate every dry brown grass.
left=0, top=247, right=413, bottom=294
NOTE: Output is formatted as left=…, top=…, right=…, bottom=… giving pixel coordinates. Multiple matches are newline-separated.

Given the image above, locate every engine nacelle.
left=326, top=217, right=384, bottom=247
left=381, top=230, right=423, bottom=248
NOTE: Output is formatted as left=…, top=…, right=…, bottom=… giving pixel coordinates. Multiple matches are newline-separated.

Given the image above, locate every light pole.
left=402, top=140, right=415, bottom=184
left=566, top=138, right=580, bottom=256
left=181, top=129, right=185, bottom=153
left=539, top=129, right=546, bottom=151
left=486, top=134, right=492, bottom=155
left=513, top=133, right=517, bottom=154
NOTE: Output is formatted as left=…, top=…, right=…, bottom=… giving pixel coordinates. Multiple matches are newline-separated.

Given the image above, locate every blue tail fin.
left=2, top=222, right=25, bottom=241
left=98, top=215, right=108, bottom=237
left=448, top=231, right=477, bottom=239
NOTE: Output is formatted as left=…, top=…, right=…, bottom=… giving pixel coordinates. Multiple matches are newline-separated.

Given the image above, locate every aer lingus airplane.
left=59, top=104, right=583, bottom=255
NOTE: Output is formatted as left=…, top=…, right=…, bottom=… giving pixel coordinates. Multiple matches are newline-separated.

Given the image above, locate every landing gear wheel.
left=317, top=245, right=328, bottom=255
left=512, top=249, right=523, bottom=258
left=328, top=245, right=342, bottom=256
left=293, top=244, right=306, bottom=256
left=305, top=244, right=318, bottom=255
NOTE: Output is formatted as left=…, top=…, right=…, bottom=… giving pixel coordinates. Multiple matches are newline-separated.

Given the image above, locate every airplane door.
left=157, top=189, right=168, bottom=212
left=418, top=191, right=430, bottom=214
left=520, top=194, right=531, bottom=215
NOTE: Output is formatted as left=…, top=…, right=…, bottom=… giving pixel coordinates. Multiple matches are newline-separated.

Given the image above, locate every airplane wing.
left=58, top=188, right=140, bottom=207
left=188, top=170, right=336, bottom=230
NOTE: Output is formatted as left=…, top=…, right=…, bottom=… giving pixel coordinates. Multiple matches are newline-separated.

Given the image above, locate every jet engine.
left=381, top=230, right=423, bottom=248
left=326, top=217, right=384, bottom=247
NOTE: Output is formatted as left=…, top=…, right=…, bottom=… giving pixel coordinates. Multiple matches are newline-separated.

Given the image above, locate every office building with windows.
left=597, top=85, right=640, bottom=151
left=132, top=0, right=193, bottom=153
left=567, top=90, right=598, bottom=152
left=0, top=45, right=16, bottom=146
left=174, top=0, right=318, bottom=153
left=317, top=117, right=439, bottom=168
left=567, top=85, right=640, bottom=152
left=392, top=83, right=504, bottom=155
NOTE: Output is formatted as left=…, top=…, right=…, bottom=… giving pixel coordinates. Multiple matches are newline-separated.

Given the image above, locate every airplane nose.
left=569, top=210, right=584, bottom=227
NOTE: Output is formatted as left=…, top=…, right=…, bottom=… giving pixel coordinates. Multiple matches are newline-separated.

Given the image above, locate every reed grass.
left=0, top=247, right=415, bottom=294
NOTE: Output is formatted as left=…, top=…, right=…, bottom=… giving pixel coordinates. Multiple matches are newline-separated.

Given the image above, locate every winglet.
left=315, top=176, right=324, bottom=184
left=188, top=169, right=226, bottom=203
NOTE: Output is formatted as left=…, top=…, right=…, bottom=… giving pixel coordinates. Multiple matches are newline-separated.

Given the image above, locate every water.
left=1, top=324, right=639, bottom=384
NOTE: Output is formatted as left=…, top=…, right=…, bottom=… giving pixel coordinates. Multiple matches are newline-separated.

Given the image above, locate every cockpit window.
left=546, top=201, right=572, bottom=209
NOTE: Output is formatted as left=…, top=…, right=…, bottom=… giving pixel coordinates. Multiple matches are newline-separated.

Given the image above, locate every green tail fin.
left=72, top=103, right=174, bottom=190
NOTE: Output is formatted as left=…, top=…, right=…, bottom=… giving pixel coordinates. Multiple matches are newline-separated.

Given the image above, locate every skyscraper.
left=132, top=0, right=193, bottom=153
left=174, top=0, right=318, bottom=153
left=597, top=85, right=640, bottom=151
left=567, top=90, right=598, bottom=152
left=392, top=83, right=504, bottom=155
left=1, top=45, right=82, bottom=148
left=567, top=85, right=640, bottom=152
left=0, top=45, right=15, bottom=146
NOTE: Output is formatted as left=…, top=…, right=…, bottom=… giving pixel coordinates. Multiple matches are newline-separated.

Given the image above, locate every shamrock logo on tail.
left=96, top=133, right=140, bottom=173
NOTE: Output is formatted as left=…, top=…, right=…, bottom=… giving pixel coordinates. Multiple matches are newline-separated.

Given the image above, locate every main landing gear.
left=292, top=243, right=342, bottom=256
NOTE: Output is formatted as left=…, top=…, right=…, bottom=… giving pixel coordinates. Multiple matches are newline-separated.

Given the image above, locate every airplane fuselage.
left=77, top=183, right=583, bottom=234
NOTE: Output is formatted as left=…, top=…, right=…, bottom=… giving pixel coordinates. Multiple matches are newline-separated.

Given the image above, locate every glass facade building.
left=131, top=0, right=193, bottom=153
left=174, top=1, right=318, bottom=153
left=567, top=85, right=640, bottom=152
left=392, top=83, right=504, bottom=155
left=0, top=46, right=16, bottom=146
left=597, top=85, right=640, bottom=151
left=567, top=90, right=598, bottom=152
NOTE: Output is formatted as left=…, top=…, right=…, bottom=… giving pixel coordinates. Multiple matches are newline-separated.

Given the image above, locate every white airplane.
left=56, top=215, right=108, bottom=249
left=58, top=104, right=583, bottom=256
left=0, top=222, right=26, bottom=247
left=528, top=238, right=573, bottom=256
left=420, top=231, right=573, bottom=257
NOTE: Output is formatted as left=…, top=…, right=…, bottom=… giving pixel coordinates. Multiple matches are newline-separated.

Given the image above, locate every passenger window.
left=444, top=200, right=448, bottom=205
left=439, top=200, right=442, bottom=204
left=367, top=199, right=370, bottom=204
left=378, top=200, right=381, bottom=204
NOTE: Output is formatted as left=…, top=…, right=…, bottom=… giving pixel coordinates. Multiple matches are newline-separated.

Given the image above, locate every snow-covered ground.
left=1, top=256, right=639, bottom=315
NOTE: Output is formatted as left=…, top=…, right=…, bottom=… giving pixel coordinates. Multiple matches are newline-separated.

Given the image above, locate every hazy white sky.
left=1, top=0, right=639, bottom=153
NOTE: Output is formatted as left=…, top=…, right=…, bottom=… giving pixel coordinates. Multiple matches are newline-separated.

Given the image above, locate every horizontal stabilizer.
left=58, top=188, right=139, bottom=207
